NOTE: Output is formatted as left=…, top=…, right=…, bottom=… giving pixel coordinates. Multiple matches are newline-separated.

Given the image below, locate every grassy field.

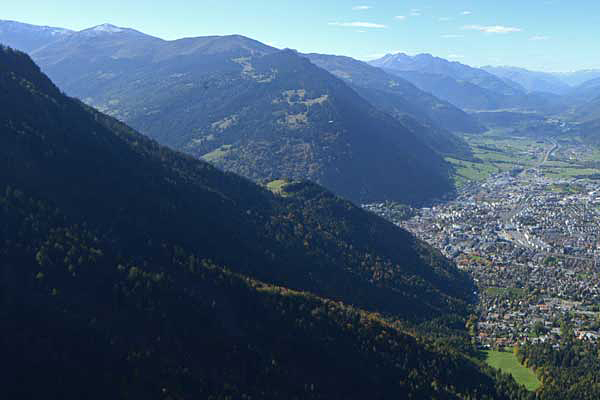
left=444, top=135, right=543, bottom=187
left=448, top=134, right=600, bottom=186
left=469, top=136, right=541, bottom=168
left=543, top=160, right=576, bottom=168
left=445, top=157, right=500, bottom=185
left=484, top=350, right=541, bottom=391
left=201, top=144, right=232, bottom=162
left=266, top=179, right=290, bottom=195
left=541, top=167, right=600, bottom=179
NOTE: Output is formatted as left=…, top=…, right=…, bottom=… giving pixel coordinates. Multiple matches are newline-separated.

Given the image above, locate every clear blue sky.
left=3, top=0, right=599, bottom=71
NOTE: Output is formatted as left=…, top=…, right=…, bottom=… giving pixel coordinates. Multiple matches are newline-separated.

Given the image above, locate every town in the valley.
left=365, top=137, right=600, bottom=349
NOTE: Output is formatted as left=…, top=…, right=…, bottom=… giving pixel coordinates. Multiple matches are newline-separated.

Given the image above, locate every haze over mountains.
left=365, top=51, right=600, bottom=143
left=304, top=52, right=482, bottom=158
left=3, top=19, right=600, bottom=201
left=0, top=19, right=71, bottom=51
left=0, top=20, right=461, bottom=205
left=553, top=70, right=600, bottom=87
left=369, top=53, right=568, bottom=113
left=481, top=66, right=572, bottom=95
left=371, top=53, right=525, bottom=96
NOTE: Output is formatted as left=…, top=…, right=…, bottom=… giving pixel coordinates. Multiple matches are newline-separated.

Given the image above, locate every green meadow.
left=484, top=350, right=541, bottom=391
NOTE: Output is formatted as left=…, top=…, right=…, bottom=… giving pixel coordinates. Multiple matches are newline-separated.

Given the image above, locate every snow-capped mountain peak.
left=91, top=23, right=124, bottom=33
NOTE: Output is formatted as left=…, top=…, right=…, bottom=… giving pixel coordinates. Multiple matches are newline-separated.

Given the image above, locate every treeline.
left=517, top=337, right=600, bottom=399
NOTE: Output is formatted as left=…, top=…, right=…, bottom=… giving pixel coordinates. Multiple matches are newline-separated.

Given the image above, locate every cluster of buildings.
left=365, top=168, right=600, bottom=349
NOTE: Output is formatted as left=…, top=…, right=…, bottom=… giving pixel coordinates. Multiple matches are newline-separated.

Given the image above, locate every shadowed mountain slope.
left=0, top=45, right=534, bottom=400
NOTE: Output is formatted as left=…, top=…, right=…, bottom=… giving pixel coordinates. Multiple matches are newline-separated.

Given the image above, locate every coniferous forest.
left=1, top=46, right=536, bottom=399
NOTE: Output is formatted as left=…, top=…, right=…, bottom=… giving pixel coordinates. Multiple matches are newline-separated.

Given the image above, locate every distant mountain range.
left=4, top=19, right=600, bottom=193
left=574, top=91, right=600, bottom=141
left=305, top=53, right=482, bottom=132
left=0, top=45, right=532, bottom=400
left=476, top=65, right=600, bottom=141
left=482, top=66, right=572, bottom=95
left=568, top=77, right=600, bottom=103
left=0, top=19, right=72, bottom=51
left=552, top=69, right=600, bottom=87
left=0, top=20, right=459, bottom=205
left=371, top=53, right=525, bottom=96
left=481, top=66, right=600, bottom=106
left=577, top=94, right=600, bottom=119
left=369, top=53, right=568, bottom=113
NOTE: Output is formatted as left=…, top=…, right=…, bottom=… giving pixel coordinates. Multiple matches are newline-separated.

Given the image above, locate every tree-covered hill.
left=517, top=332, right=600, bottom=399
left=579, top=94, right=600, bottom=116
left=0, top=45, right=468, bottom=320
left=1, top=188, right=516, bottom=400
left=304, top=52, right=482, bottom=159
left=564, top=82, right=600, bottom=144
left=0, top=45, right=534, bottom=399
left=569, top=77, right=600, bottom=104
left=571, top=80, right=600, bottom=129
left=0, top=21, right=456, bottom=205
left=303, top=53, right=484, bottom=133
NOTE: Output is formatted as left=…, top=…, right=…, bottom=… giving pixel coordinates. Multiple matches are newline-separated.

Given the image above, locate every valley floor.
left=366, top=135, right=600, bottom=354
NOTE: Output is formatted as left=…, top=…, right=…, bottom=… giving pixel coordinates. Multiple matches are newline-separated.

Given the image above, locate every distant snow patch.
left=92, top=24, right=124, bottom=33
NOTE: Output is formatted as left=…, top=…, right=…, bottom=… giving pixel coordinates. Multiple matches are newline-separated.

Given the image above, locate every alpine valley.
left=3, top=14, right=600, bottom=400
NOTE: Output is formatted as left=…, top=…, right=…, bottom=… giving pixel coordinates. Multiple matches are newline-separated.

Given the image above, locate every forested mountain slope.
left=305, top=52, right=482, bottom=159
left=0, top=45, right=534, bottom=399
left=0, top=45, right=469, bottom=321
left=0, top=22, right=456, bottom=204
left=304, top=53, right=483, bottom=133
left=569, top=77, right=600, bottom=104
